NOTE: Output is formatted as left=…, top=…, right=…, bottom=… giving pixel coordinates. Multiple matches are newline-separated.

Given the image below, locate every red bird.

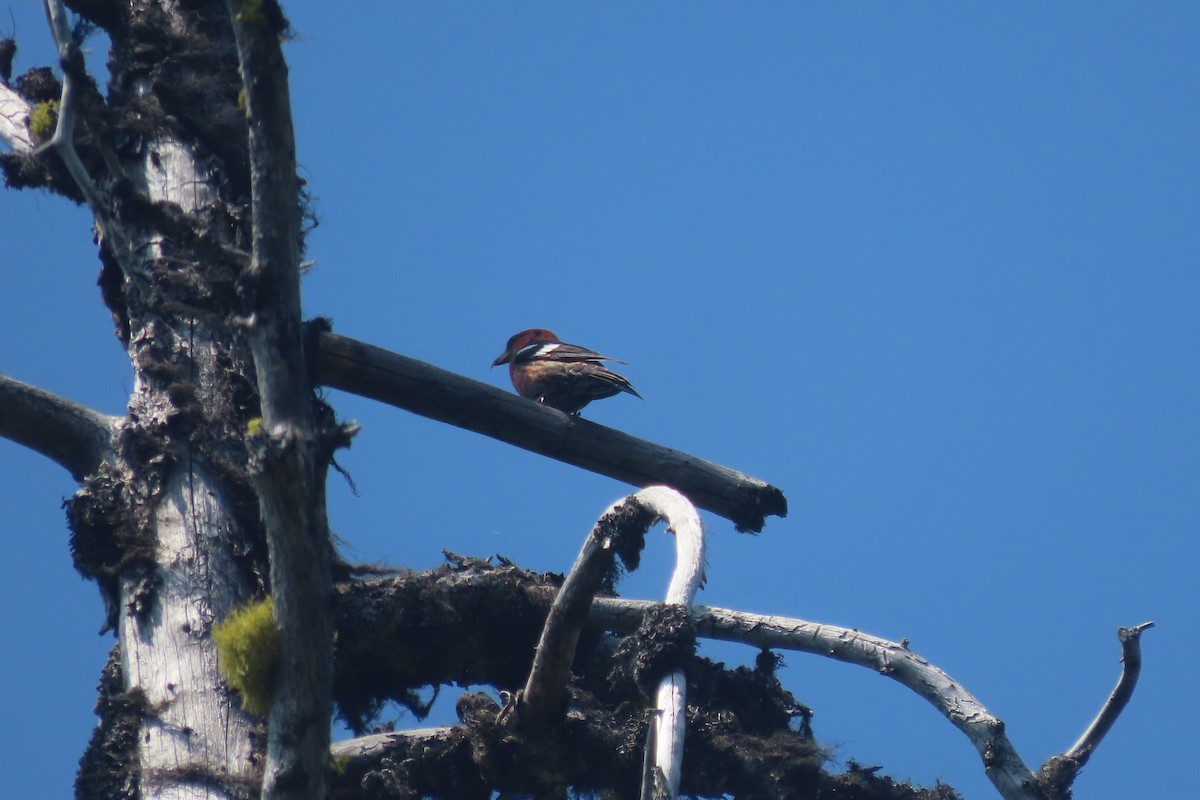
left=492, top=328, right=642, bottom=415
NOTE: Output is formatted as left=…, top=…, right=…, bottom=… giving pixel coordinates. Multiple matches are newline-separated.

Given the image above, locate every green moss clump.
left=212, top=596, right=279, bottom=716
left=235, top=0, right=266, bottom=26
left=29, top=100, right=59, bottom=143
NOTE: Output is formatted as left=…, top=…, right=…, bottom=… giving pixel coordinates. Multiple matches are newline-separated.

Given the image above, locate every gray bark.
left=2, top=3, right=281, bottom=797
left=226, top=5, right=335, bottom=799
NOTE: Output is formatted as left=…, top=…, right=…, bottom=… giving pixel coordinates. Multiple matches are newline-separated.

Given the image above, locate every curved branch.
left=1038, top=621, right=1156, bottom=793
left=583, top=598, right=1045, bottom=800
left=38, top=2, right=111, bottom=217
left=1065, top=621, right=1154, bottom=763
left=334, top=568, right=1144, bottom=800
left=313, top=331, right=787, bottom=532
left=0, top=373, right=116, bottom=480
left=651, top=486, right=706, bottom=607
left=515, top=489, right=659, bottom=736
left=642, top=487, right=705, bottom=800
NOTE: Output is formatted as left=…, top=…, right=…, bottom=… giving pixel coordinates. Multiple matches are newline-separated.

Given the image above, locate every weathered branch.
left=0, top=80, right=32, bottom=151
left=331, top=727, right=455, bottom=770
left=38, top=1, right=119, bottom=236
left=328, top=695, right=832, bottom=800
left=329, top=563, right=829, bottom=797
left=0, top=373, right=116, bottom=480
left=584, top=598, right=1044, bottom=800
left=227, top=3, right=333, bottom=799
left=641, top=488, right=705, bottom=800
left=515, top=492, right=654, bottom=736
left=313, top=330, right=787, bottom=532
left=1037, top=621, right=1156, bottom=796
left=1065, top=621, right=1154, bottom=763
left=332, top=567, right=1069, bottom=799
left=516, top=487, right=702, bottom=739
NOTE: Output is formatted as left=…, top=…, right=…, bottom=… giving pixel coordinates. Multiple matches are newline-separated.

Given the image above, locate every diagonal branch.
left=515, top=487, right=706, bottom=744
left=1064, top=621, right=1154, bottom=764
left=0, top=373, right=116, bottom=480
left=515, top=489, right=659, bottom=736
left=312, top=330, right=787, bottom=532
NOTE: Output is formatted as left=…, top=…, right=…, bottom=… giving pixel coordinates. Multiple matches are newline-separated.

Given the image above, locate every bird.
left=492, top=328, right=642, bottom=415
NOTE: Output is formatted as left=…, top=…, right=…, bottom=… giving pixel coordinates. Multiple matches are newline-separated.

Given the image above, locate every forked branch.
left=38, top=2, right=118, bottom=234
left=587, top=600, right=1155, bottom=800
left=583, top=598, right=1045, bottom=800
left=513, top=486, right=705, bottom=798
left=330, top=565, right=1150, bottom=800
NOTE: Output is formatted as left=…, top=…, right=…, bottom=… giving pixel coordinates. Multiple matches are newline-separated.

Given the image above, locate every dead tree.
left=0, top=3, right=1148, bottom=799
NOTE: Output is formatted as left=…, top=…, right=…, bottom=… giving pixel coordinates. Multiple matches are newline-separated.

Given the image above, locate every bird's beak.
left=492, top=351, right=510, bottom=367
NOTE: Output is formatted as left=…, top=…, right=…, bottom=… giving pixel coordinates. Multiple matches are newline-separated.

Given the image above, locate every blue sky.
left=2, top=3, right=1196, bottom=797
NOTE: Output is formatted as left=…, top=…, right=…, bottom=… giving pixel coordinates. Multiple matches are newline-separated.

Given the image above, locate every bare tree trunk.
left=0, top=2, right=290, bottom=797
left=81, top=128, right=266, bottom=799
left=116, top=463, right=260, bottom=799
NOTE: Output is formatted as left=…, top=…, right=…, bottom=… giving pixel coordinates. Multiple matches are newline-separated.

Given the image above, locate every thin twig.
left=639, top=718, right=659, bottom=800
left=313, top=331, right=787, bottom=532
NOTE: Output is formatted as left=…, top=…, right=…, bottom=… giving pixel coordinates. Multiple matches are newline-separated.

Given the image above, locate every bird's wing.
left=524, top=342, right=627, bottom=364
